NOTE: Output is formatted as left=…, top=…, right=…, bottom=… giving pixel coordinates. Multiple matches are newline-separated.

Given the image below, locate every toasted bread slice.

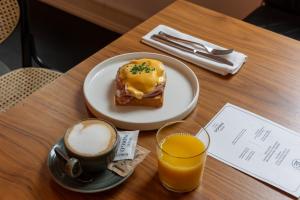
left=115, top=95, right=163, bottom=107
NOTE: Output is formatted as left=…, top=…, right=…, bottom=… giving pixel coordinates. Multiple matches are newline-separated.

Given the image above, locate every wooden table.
left=1, top=0, right=300, bottom=199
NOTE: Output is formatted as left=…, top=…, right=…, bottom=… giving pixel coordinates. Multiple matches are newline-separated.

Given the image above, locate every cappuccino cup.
left=63, top=119, right=119, bottom=175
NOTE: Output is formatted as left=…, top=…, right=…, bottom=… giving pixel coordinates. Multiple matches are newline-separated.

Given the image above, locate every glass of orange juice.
left=156, top=120, right=210, bottom=192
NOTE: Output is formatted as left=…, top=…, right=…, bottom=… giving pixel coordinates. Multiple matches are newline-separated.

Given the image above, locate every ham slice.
left=115, top=70, right=165, bottom=104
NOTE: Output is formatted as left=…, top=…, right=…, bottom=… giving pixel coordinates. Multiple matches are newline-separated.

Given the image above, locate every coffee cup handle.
left=54, top=147, right=82, bottom=178
left=64, top=158, right=82, bottom=178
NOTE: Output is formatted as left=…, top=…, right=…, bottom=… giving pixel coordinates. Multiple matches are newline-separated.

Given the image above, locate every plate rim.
left=83, top=52, right=199, bottom=129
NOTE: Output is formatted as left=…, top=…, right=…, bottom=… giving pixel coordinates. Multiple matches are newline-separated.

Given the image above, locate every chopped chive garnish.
left=130, top=62, right=155, bottom=74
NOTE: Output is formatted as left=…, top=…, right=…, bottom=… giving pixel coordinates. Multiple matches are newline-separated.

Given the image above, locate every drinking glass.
left=156, top=120, right=210, bottom=192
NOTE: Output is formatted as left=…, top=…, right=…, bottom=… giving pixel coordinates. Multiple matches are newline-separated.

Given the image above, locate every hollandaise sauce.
left=119, top=59, right=165, bottom=99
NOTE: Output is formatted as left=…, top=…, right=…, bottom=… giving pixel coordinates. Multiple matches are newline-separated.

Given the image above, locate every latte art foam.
left=66, top=120, right=116, bottom=156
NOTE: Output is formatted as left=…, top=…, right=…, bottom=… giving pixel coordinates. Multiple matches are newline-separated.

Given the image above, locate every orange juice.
left=157, top=133, right=206, bottom=192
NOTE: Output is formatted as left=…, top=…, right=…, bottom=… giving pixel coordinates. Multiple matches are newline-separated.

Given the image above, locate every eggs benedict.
left=115, top=58, right=166, bottom=107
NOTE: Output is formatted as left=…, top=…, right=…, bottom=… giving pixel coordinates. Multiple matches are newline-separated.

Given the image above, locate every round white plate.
left=83, top=52, right=199, bottom=130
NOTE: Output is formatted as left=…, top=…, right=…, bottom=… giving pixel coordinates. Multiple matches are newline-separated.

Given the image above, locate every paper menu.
left=201, top=103, right=300, bottom=197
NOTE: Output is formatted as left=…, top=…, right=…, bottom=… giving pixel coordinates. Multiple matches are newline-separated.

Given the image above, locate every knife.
left=151, top=34, right=234, bottom=66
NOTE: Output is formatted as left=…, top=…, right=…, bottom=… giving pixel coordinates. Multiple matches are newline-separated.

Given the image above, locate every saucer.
left=47, top=138, right=133, bottom=193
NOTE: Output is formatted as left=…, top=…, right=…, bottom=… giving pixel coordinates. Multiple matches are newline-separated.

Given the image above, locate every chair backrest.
left=0, top=0, right=20, bottom=43
left=265, top=0, right=300, bottom=15
left=0, top=68, right=62, bottom=112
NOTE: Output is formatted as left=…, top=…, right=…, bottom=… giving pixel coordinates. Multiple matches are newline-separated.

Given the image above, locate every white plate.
left=83, top=52, right=199, bottom=130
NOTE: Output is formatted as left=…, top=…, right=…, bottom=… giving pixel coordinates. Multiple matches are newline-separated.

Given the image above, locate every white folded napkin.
left=141, top=25, right=247, bottom=75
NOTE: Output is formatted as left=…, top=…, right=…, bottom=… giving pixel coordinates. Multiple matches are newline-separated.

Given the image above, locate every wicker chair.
left=0, top=0, right=19, bottom=43
left=0, top=0, right=62, bottom=112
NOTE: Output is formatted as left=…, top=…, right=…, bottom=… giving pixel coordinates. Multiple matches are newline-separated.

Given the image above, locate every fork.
left=158, top=31, right=234, bottom=55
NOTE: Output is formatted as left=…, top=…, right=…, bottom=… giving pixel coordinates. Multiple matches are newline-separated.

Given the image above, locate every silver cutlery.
left=151, top=34, right=234, bottom=66
left=158, top=31, right=234, bottom=55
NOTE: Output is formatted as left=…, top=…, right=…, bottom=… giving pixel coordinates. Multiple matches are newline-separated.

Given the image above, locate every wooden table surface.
left=1, top=0, right=300, bottom=199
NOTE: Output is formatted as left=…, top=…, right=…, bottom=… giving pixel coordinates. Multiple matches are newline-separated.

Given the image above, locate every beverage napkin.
left=141, top=25, right=247, bottom=75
